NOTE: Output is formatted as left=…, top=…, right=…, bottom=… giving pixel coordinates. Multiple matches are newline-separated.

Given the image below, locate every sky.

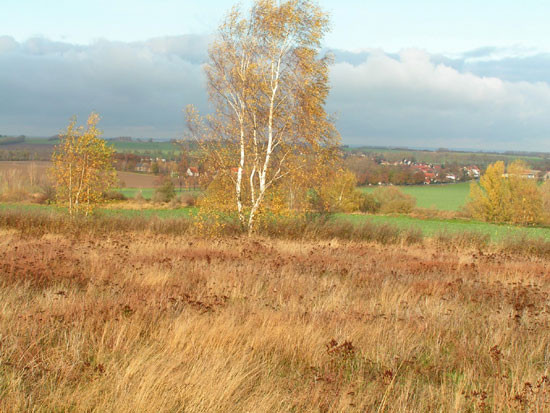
left=2, top=0, right=550, bottom=150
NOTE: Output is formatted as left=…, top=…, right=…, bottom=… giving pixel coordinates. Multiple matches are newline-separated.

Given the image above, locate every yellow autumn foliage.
left=50, top=113, right=116, bottom=216
left=468, top=160, right=542, bottom=226
left=186, top=0, right=339, bottom=234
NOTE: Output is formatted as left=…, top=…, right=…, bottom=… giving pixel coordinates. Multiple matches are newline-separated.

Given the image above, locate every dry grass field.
left=1, top=229, right=549, bottom=412
left=0, top=161, right=159, bottom=188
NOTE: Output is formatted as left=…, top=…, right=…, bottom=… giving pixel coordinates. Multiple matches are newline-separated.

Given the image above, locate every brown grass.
left=0, top=160, right=159, bottom=189
left=0, top=162, right=52, bottom=202
left=1, top=228, right=549, bottom=412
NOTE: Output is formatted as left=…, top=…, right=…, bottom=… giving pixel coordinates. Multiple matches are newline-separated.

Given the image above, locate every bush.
left=358, top=192, right=380, bottom=213
left=103, top=190, right=127, bottom=201
left=153, top=177, right=176, bottom=203
left=39, top=184, right=56, bottom=204
left=30, top=192, right=50, bottom=204
left=181, top=193, right=197, bottom=207
left=372, top=187, right=416, bottom=214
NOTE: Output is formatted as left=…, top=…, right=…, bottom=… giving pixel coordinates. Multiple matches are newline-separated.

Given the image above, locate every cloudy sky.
left=2, top=0, right=550, bottom=151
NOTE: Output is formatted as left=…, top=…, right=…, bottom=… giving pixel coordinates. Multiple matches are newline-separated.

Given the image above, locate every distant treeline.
left=0, top=136, right=25, bottom=145
left=0, top=150, right=50, bottom=161
left=347, top=147, right=550, bottom=171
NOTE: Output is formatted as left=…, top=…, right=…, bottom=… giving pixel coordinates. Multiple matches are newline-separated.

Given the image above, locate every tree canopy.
left=51, top=113, right=116, bottom=216
left=186, top=0, right=339, bottom=233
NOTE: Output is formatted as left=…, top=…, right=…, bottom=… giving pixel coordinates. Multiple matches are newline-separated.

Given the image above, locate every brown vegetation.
left=1, top=226, right=549, bottom=412
left=0, top=162, right=53, bottom=203
left=0, top=161, right=159, bottom=188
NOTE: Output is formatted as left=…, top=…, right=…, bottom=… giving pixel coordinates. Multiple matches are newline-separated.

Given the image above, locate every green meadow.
left=361, top=182, right=472, bottom=211
left=2, top=201, right=549, bottom=242
left=336, top=213, right=550, bottom=241
left=116, top=182, right=472, bottom=208
left=116, top=187, right=201, bottom=200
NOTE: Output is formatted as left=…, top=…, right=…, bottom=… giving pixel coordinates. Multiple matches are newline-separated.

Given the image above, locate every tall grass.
left=1, top=230, right=548, bottom=411
left=0, top=163, right=52, bottom=202
left=3, top=207, right=550, bottom=258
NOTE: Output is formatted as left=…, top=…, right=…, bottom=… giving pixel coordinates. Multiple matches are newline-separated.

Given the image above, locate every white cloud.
left=328, top=48, right=550, bottom=150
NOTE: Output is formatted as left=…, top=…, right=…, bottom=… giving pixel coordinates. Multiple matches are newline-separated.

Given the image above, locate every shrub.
left=39, top=184, right=56, bottom=204
left=103, top=190, right=127, bottom=201
left=153, top=177, right=176, bottom=203
left=358, top=192, right=380, bottom=213
left=30, top=192, right=50, bottom=204
left=181, top=193, right=197, bottom=207
left=372, top=187, right=416, bottom=214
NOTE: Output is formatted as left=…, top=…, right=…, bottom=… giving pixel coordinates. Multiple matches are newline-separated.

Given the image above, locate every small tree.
left=153, top=176, right=176, bottom=203
left=51, top=113, right=116, bottom=216
left=468, top=160, right=542, bottom=225
left=468, top=161, right=510, bottom=222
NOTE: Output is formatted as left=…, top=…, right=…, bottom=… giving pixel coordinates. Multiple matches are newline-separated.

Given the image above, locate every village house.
left=464, top=166, right=481, bottom=178
left=412, top=163, right=440, bottom=184
left=186, top=167, right=200, bottom=177
left=135, top=162, right=151, bottom=173
left=502, top=170, right=540, bottom=179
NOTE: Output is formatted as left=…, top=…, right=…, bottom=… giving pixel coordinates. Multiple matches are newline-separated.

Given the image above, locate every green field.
left=361, top=182, right=471, bottom=211
left=0, top=202, right=198, bottom=219
left=2, top=202, right=550, bottom=241
left=346, top=146, right=548, bottom=166
left=116, top=187, right=201, bottom=200
left=6, top=138, right=184, bottom=157
left=336, top=213, right=550, bottom=241
left=108, top=140, right=180, bottom=154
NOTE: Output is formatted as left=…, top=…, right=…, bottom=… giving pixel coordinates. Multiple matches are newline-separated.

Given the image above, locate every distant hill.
left=0, top=136, right=25, bottom=145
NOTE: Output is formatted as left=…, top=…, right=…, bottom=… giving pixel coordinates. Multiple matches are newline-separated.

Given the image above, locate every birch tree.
left=51, top=113, right=116, bottom=216
left=186, top=0, right=339, bottom=234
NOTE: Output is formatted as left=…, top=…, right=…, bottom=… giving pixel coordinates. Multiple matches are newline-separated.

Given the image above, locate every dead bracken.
left=0, top=229, right=549, bottom=412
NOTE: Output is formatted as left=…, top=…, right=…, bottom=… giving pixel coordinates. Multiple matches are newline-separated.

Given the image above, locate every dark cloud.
left=0, top=36, right=209, bottom=138
left=1, top=36, right=550, bottom=150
